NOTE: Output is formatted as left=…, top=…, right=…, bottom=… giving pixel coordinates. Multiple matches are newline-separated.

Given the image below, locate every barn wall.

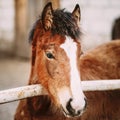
left=0, top=0, right=15, bottom=55
left=0, top=0, right=119, bottom=57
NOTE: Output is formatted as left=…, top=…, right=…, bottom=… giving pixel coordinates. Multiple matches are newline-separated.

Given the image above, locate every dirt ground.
left=0, top=56, right=30, bottom=120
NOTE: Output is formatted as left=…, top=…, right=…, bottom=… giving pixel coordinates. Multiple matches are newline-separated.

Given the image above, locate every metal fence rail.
left=0, top=80, right=120, bottom=104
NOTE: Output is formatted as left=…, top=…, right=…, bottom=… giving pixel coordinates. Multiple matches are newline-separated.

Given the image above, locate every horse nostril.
left=66, top=98, right=75, bottom=115
left=77, top=110, right=81, bottom=115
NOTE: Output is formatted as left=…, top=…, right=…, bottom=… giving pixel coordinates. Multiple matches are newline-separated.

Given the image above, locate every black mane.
left=29, top=9, right=81, bottom=43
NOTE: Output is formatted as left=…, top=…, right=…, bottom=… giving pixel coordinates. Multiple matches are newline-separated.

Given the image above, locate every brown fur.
left=15, top=40, right=120, bottom=120
left=80, top=40, right=120, bottom=120
left=15, top=2, right=120, bottom=120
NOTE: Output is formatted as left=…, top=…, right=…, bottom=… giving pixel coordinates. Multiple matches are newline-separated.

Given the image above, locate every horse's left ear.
left=42, top=2, right=53, bottom=30
left=72, top=4, right=81, bottom=25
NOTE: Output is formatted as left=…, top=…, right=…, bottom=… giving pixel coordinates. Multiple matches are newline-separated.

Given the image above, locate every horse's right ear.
left=42, top=2, right=53, bottom=30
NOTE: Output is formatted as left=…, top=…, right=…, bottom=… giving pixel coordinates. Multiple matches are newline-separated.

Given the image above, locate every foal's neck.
left=27, top=95, right=51, bottom=115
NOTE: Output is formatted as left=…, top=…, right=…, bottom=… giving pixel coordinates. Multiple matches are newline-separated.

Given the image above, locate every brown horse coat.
left=15, top=40, right=120, bottom=120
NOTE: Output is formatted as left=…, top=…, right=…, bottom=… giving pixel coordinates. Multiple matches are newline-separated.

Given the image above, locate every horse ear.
left=72, top=4, right=81, bottom=25
left=42, top=2, right=53, bottom=30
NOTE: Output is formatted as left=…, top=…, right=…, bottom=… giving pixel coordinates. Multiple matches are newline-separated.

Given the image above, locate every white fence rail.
left=0, top=80, right=120, bottom=104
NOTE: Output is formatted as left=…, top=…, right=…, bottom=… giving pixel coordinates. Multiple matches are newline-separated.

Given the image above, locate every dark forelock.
left=29, top=9, right=81, bottom=43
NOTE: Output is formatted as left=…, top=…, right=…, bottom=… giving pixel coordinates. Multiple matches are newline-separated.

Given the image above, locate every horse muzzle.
left=61, top=97, right=87, bottom=118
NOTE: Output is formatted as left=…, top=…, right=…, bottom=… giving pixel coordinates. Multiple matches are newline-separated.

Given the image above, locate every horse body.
left=80, top=40, right=120, bottom=120
left=80, top=40, right=120, bottom=80
left=15, top=2, right=120, bottom=120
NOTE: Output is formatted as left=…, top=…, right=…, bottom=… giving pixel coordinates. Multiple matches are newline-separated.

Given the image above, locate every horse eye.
left=46, top=52, right=55, bottom=59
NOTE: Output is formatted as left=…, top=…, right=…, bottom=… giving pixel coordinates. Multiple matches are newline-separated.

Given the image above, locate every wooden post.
left=46, top=0, right=60, bottom=9
left=14, top=0, right=30, bottom=58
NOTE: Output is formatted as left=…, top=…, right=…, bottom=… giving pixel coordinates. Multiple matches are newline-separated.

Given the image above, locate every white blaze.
left=60, top=36, right=85, bottom=112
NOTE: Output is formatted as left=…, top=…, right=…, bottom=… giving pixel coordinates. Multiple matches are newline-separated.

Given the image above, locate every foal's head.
left=29, top=2, right=86, bottom=117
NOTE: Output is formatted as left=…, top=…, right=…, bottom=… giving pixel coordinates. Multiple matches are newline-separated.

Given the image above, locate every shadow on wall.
left=111, top=17, right=120, bottom=40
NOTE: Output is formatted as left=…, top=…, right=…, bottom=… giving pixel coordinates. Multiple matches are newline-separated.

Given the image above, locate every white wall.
left=60, top=0, right=120, bottom=51
left=0, top=0, right=15, bottom=53
left=0, top=0, right=15, bottom=41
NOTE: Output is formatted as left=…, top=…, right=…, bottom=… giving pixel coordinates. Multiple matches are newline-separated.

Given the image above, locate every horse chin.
left=62, top=110, right=82, bottom=118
